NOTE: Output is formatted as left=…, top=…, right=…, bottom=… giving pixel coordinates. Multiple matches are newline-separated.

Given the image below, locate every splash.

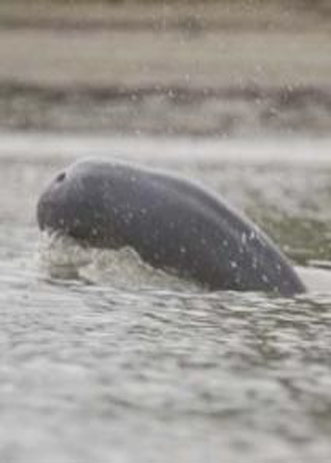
left=38, top=231, right=199, bottom=291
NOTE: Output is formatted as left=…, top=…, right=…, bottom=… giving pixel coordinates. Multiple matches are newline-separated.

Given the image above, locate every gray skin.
left=37, top=159, right=306, bottom=296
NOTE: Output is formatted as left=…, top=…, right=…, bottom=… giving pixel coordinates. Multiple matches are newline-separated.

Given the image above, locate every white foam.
left=38, top=231, right=199, bottom=291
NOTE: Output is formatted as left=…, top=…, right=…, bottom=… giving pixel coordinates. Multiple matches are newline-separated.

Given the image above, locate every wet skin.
left=37, top=159, right=306, bottom=296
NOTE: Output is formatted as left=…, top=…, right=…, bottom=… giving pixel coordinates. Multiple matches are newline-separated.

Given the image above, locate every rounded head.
left=37, top=160, right=119, bottom=247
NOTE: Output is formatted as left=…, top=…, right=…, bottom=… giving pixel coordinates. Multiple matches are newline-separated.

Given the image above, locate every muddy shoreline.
left=0, top=2, right=330, bottom=137
left=1, top=81, right=331, bottom=136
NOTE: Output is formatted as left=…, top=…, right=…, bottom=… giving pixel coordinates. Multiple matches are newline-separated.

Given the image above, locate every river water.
left=1, top=132, right=331, bottom=463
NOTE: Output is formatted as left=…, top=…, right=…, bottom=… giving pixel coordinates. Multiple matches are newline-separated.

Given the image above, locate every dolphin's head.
left=37, top=160, right=120, bottom=247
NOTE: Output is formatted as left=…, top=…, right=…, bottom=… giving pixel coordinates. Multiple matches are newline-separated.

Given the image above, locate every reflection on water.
left=1, top=133, right=331, bottom=462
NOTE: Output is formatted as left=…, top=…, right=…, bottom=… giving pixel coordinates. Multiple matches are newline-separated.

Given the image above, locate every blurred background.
left=0, top=0, right=330, bottom=138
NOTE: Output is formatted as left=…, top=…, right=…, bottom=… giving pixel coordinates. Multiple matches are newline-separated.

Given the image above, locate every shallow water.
left=1, top=132, right=331, bottom=462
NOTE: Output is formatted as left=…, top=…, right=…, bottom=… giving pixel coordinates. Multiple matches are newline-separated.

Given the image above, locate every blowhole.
left=56, top=172, right=66, bottom=183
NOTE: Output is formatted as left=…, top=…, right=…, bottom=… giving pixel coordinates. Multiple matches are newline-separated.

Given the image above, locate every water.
left=1, top=132, right=331, bottom=463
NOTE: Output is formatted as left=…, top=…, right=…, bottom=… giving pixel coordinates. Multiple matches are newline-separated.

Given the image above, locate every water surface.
left=1, top=133, right=331, bottom=463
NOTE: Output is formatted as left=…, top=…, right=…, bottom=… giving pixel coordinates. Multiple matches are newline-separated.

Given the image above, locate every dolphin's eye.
left=56, top=172, right=66, bottom=183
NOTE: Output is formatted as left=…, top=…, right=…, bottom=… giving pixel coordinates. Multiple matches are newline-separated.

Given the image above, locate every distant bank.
left=0, top=0, right=330, bottom=136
